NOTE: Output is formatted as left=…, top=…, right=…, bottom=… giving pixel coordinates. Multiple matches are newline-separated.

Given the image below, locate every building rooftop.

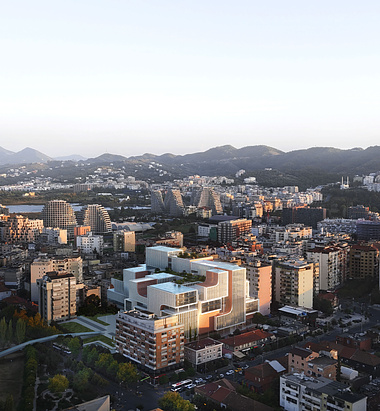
left=148, top=245, right=182, bottom=253
left=149, top=282, right=197, bottom=294
left=289, top=347, right=314, bottom=358
left=220, top=329, right=273, bottom=348
left=186, top=337, right=222, bottom=351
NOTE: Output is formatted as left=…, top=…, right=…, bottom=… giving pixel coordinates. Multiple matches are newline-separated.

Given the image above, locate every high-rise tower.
left=192, top=187, right=223, bottom=215
left=41, top=200, right=77, bottom=235
left=150, top=190, right=166, bottom=214
left=164, top=189, right=185, bottom=217
left=78, top=204, right=112, bottom=234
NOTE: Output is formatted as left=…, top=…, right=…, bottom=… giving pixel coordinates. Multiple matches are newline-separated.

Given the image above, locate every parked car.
left=185, top=383, right=196, bottom=390
left=226, top=370, right=234, bottom=376
left=219, top=373, right=224, bottom=379
left=205, top=375, right=213, bottom=381
left=195, top=378, right=205, bottom=385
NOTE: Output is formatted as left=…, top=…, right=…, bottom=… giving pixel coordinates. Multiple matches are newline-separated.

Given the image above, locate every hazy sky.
left=2, top=1, right=380, bottom=158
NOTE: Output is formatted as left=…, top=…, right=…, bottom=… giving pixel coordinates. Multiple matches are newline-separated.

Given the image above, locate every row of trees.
left=18, top=346, right=38, bottom=411
left=0, top=305, right=60, bottom=347
left=0, top=317, right=26, bottom=348
left=81, top=345, right=139, bottom=384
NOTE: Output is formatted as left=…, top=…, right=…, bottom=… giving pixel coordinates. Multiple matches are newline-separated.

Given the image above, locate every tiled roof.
left=221, top=329, right=273, bottom=347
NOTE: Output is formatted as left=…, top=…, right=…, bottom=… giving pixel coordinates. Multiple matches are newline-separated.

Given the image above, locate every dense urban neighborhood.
left=1, top=149, right=380, bottom=410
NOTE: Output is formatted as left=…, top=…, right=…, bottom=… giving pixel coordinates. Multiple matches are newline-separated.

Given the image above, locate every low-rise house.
left=220, top=329, right=274, bottom=354
left=244, top=358, right=287, bottom=393
left=336, top=333, right=372, bottom=351
left=184, top=338, right=223, bottom=370
left=280, top=373, right=367, bottom=411
left=195, top=378, right=274, bottom=411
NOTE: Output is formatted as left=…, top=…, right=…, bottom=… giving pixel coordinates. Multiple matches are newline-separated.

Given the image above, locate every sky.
left=1, top=1, right=380, bottom=159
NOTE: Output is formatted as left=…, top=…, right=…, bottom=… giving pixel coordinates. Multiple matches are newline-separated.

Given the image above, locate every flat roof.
left=149, top=282, right=197, bottom=294
left=126, top=265, right=147, bottom=272
left=148, top=272, right=177, bottom=280
left=186, top=338, right=222, bottom=351
left=148, top=245, right=182, bottom=252
left=279, top=306, right=318, bottom=315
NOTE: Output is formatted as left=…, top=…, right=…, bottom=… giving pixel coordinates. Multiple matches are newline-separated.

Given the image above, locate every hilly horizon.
left=1, top=145, right=380, bottom=187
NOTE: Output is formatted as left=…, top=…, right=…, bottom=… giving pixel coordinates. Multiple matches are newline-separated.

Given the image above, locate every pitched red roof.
left=221, top=329, right=273, bottom=348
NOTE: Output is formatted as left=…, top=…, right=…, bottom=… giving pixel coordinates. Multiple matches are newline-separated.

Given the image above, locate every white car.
left=185, top=383, right=196, bottom=389
left=226, top=370, right=234, bottom=376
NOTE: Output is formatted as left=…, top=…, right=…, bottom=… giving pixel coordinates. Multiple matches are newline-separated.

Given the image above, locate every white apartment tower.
left=41, top=200, right=77, bottom=237
left=79, top=204, right=112, bottom=234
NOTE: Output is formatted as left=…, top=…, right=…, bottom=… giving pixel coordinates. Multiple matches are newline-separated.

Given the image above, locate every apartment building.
left=115, top=309, right=184, bottom=374
left=150, top=190, right=166, bottom=214
left=184, top=338, right=223, bottom=368
left=217, top=218, right=252, bottom=244
left=41, top=200, right=77, bottom=237
left=273, top=260, right=318, bottom=309
left=280, top=373, right=367, bottom=411
left=192, top=187, right=223, bottom=215
left=245, top=261, right=272, bottom=316
left=164, top=189, right=185, bottom=217
left=307, top=245, right=348, bottom=291
left=113, top=230, right=136, bottom=252
left=76, top=233, right=104, bottom=256
left=78, top=204, right=112, bottom=234
left=30, top=256, right=83, bottom=302
left=41, top=227, right=67, bottom=245
left=288, top=347, right=336, bottom=380
left=2, top=214, right=43, bottom=244
left=36, top=272, right=77, bottom=324
left=282, top=206, right=327, bottom=229
left=348, top=243, right=379, bottom=280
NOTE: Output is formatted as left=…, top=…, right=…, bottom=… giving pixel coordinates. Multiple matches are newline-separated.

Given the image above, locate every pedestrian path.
left=63, top=314, right=116, bottom=339
left=0, top=331, right=102, bottom=358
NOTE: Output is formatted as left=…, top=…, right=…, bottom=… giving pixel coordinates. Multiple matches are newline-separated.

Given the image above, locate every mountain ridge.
left=1, top=145, right=380, bottom=180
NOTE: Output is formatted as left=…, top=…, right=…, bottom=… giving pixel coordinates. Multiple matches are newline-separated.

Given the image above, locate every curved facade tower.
left=79, top=204, right=112, bottom=234
left=41, top=200, right=77, bottom=230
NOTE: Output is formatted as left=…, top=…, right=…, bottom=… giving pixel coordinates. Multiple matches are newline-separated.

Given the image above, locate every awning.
left=233, top=351, right=245, bottom=358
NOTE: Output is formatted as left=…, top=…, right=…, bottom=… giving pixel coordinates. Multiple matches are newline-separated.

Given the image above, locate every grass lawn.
left=85, top=315, right=110, bottom=326
left=82, top=335, right=115, bottom=347
left=60, top=322, right=93, bottom=333
left=0, top=352, right=24, bottom=406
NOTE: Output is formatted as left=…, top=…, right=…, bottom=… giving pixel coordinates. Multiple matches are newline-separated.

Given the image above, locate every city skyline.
left=2, top=1, right=380, bottom=157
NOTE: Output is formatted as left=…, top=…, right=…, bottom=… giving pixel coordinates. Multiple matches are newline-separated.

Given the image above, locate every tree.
left=106, top=360, right=119, bottom=379
left=87, top=347, right=99, bottom=366
left=0, top=317, right=7, bottom=347
left=95, top=353, right=113, bottom=372
left=117, top=362, right=139, bottom=384
left=15, top=318, right=26, bottom=344
left=158, top=391, right=195, bottom=411
left=313, top=296, right=333, bottom=315
left=4, top=394, right=14, bottom=411
left=6, top=319, right=13, bottom=344
left=73, top=369, right=90, bottom=392
left=67, top=337, right=81, bottom=357
left=49, top=374, right=69, bottom=393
